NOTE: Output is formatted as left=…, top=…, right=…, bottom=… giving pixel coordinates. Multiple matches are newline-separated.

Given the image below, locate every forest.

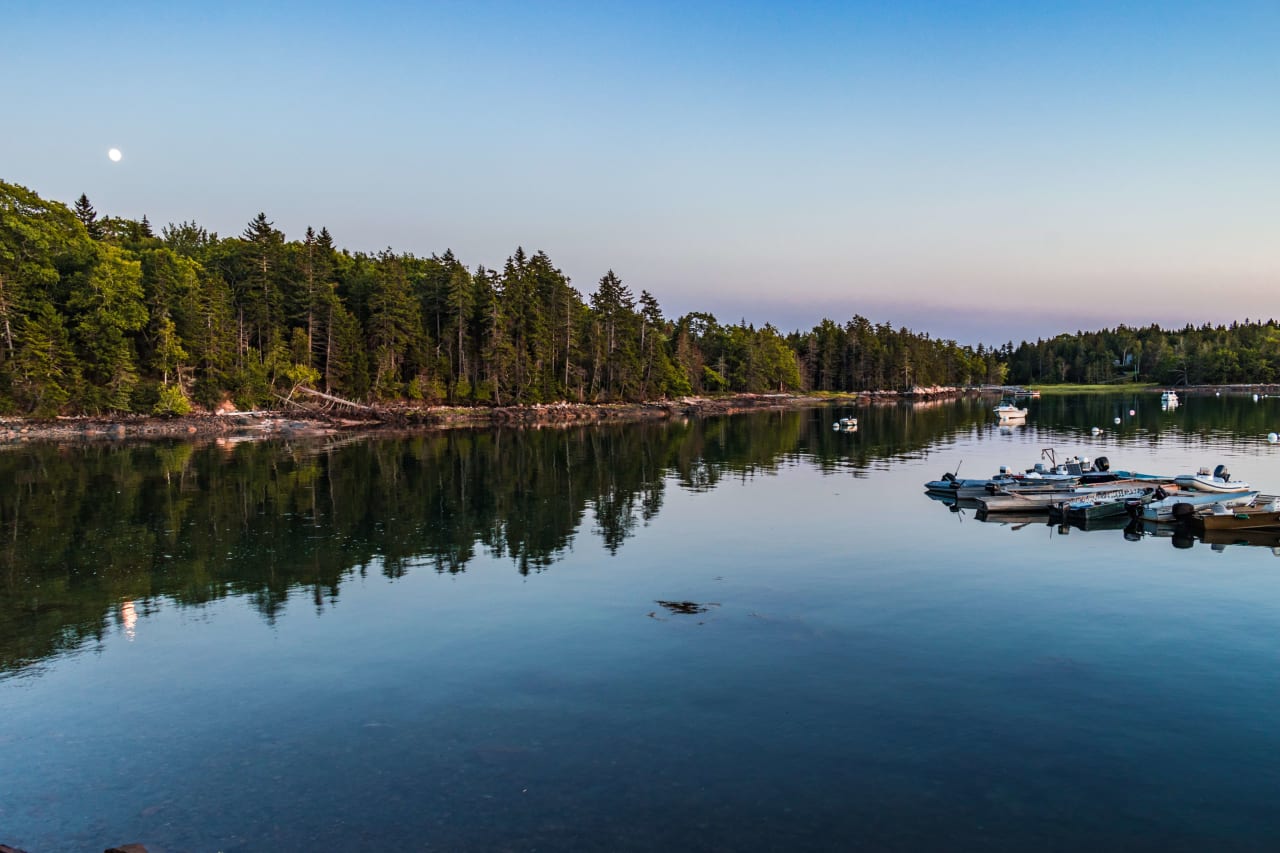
left=1004, top=321, right=1280, bottom=387
left=0, top=180, right=1003, bottom=416
left=2, top=178, right=1275, bottom=417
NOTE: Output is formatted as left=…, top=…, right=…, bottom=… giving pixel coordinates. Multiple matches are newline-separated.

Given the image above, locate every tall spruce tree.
left=67, top=244, right=147, bottom=411
left=239, top=212, right=285, bottom=355
left=74, top=194, right=104, bottom=240
left=445, top=264, right=473, bottom=400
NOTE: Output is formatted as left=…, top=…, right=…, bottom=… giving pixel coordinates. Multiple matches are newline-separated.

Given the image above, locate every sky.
left=4, top=0, right=1278, bottom=345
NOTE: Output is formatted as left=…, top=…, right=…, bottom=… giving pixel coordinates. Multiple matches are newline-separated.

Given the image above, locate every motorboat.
left=924, top=473, right=998, bottom=494
left=1192, top=495, right=1280, bottom=532
left=994, top=401, right=1028, bottom=420
left=1173, top=465, right=1251, bottom=493
left=1139, top=488, right=1260, bottom=522
left=979, top=478, right=1162, bottom=513
left=924, top=452, right=1123, bottom=497
left=1053, top=485, right=1160, bottom=522
left=832, top=417, right=858, bottom=432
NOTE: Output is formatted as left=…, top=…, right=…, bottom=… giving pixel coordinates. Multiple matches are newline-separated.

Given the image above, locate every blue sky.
left=5, top=1, right=1277, bottom=344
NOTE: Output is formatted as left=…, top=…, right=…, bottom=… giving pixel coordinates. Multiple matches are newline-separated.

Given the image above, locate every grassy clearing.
left=804, top=391, right=867, bottom=399
left=1027, top=383, right=1159, bottom=395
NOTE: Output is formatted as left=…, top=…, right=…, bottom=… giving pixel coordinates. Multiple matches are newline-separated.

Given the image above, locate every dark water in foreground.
left=4, top=393, right=1280, bottom=851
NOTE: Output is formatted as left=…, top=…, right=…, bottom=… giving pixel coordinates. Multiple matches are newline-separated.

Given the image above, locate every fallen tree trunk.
left=291, top=387, right=379, bottom=413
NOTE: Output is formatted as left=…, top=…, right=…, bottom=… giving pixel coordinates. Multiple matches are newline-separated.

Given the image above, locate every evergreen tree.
left=161, top=220, right=216, bottom=258
left=68, top=244, right=147, bottom=411
left=445, top=264, right=473, bottom=400
left=238, top=212, right=286, bottom=355
left=589, top=270, right=640, bottom=399
left=8, top=301, right=81, bottom=415
left=74, top=194, right=104, bottom=240
left=366, top=251, right=421, bottom=398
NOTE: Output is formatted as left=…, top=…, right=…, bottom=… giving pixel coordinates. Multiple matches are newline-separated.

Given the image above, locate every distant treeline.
left=1005, top=321, right=1280, bottom=386
left=0, top=180, right=1006, bottom=415
left=6, top=180, right=1274, bottom=415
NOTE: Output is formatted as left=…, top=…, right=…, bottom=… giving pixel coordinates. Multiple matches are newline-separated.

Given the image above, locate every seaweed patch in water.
left=653, top=600, right=720, bottom=615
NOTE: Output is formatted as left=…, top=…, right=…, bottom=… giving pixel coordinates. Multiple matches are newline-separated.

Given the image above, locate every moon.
left=108, top=148, right=122, bottom=162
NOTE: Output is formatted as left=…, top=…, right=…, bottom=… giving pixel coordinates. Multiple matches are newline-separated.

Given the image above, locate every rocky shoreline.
left=0, top=388, right=967, bottom=444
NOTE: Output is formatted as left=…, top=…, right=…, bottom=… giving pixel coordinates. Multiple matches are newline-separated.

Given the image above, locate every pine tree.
left=74, top=194, right=104, bottom=240
left=9, top=301, right=82, bottom=415
left=68, top=244, right=147, bottom=411
left=638, top=289, right=666, bottom=396
left=445, top=264, right=473, bottom=400
left=590, top=270, right=639, bottom=399
left=366, top=251, right=421, bottom=399
left=301, top=227, right=318, bottom=364
left=160, top=220, right=215, bottom=257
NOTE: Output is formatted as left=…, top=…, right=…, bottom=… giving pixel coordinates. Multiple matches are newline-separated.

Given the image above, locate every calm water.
left=4, top=394, right=1280, bottom=851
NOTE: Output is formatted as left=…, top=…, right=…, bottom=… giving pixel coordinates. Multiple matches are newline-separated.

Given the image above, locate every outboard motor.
left=1213, top=464, right=1230, bottom=482
left=942, top=472, right=957, bottom=484
left=1172, top=502, right=1196, bottom=519
left=1095, top=456, right=1110, bottom=472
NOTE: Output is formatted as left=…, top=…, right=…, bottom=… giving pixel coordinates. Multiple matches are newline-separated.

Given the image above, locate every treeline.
left=1006, top=322, right=1280, bottom=386
left=0, top=180, right=999, bottom=415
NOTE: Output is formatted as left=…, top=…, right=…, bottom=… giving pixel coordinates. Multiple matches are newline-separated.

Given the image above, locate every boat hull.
left=1173, top=474, right=1252, bottom=493
left=1055, top=487, right=1157, bottom=522
left=1141, top=491, right=1260, bottom=522
left=1193, top=502, right=1280, bottom=531
left=983, top=480, right=1163, bottom=514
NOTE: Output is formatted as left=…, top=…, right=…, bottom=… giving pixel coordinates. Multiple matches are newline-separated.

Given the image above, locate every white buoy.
left=1129, top=409, right=1136, bottom=416
left=1091, top=426, right=1102, bottom=435
left=1254, top=393, right=1260, bottom=402
left=1269, top=432, right=1278, bottom=444
left=1114, top=417, right=1121, bottom=425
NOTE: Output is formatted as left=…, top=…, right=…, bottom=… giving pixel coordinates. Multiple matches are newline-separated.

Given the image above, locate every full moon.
left=107, top=148, right=122, bottom=162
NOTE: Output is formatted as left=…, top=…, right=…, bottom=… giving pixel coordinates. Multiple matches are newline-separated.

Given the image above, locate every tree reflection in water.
left=7, top=392, right=1265, bottom=677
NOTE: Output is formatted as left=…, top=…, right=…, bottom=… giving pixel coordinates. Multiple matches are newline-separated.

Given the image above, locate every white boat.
left=832, top=417, right=858, bottom=432
left=978, top=489, right=1084, bottom=513
left=1140, top=489, right=1260, bottom=522
left=1161, top=390, right=1179, bottom=409
left=924, top=473, right=996, bottom=493
left=925, top=452, right=1120, bottom=497
left=979, top=479, right=1163, bottom=513
left=994, top=402, right=1028, bottom=420
left=944, top=469, right=1081, bottom=499
left=1173, top=465, right=1251, bottom=493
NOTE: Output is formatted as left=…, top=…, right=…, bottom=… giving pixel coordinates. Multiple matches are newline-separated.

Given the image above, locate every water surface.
left=4, top=394, right=1280, bottom=851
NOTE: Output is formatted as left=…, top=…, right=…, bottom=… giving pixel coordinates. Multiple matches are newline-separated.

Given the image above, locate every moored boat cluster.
left=925, top=451, right=1280, bottom=536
